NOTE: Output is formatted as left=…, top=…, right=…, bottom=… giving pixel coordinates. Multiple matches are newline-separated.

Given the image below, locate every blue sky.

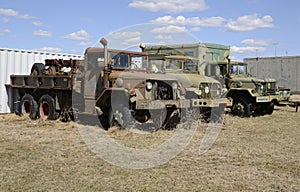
left=1, top=0, right=300, bottom=61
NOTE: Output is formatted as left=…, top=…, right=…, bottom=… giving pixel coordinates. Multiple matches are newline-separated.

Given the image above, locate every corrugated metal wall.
left=0, top=48, right=83, bottom=113
left=244, top=56, right=300, bottom=93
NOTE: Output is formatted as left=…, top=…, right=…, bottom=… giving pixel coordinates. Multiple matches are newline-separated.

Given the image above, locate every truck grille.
left=199, top=83, right=221, bottom=99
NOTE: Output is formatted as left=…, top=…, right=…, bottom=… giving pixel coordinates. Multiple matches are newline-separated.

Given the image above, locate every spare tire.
left=31, top=63, right=45, bottom=76
left=20, top=94, right=38, bottom=120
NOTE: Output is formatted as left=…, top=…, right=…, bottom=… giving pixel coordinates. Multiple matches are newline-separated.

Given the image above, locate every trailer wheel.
left=31, top=63, right=45, bottom=76
left=20, top=94, right=38, bottom=120
left=38, top=94, right=57, bottom=120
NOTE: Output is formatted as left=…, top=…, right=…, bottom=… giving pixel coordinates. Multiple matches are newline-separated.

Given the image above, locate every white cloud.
left=109, top=31, right=142, bottom=39
left=155, top=35, right=173, bottom=40
left=129, top=0, right=208, bottom=13
left=241, top=39, right=271, bottom=46
left=123, top=36, right=141, bottom=46
left=226, top=14, right=274, bottom=32
left=32, top=21, right=43, bottom=26
left=63, top=30, right=92, bottom=41
left=151, top=15, right=225, bottom=27
left=18, top=14, right=36, bottom=19
left=0, top=8, right=36, bottom=20
left=37, top=47, right=63, bottom=53
left=108, top=31, right=142, bottom=46
left=231, top=46, right=265, bottom=54
left=2, top=17, right=9, bottom=23
left=78, top=41, right=94, bottom=47
left=190, top=27, right=201, bottom=32
left=33, top=30, right=52, bottom=37
left=0, top=8, right=18, bottom=16
left=0, top=29, right=11, bottom=35
left=151, top=25, right=187, bottom=34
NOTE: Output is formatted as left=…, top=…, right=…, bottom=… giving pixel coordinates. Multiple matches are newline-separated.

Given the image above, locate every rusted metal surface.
left=10, top=75, right=73, bottom=90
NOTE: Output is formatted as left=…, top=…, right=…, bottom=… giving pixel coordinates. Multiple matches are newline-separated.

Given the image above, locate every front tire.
left=265, top=102, right=274, bottom=115
left=232, top=97, right=250, bottom=117
left=111, top=106, right=134, bottom=129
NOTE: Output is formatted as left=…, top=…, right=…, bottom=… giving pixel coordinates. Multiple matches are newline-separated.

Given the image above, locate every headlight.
left=172, top=82, right=178, bottom=90
left=146, top=82, right=152, bottom=91
left=199, top=89, right=202, bottom=95
left=115, top=78, right=123, bottom=88
left=204, top=86, right=209, bottom=94
left=267, top=83, right=271, bottom=89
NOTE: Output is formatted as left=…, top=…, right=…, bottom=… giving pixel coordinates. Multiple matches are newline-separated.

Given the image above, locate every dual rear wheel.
left=20, top=94, right=58, bottom=120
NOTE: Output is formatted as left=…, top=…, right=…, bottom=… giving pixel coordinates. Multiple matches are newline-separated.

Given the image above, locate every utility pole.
left=273, top=42, right=278, bottom=56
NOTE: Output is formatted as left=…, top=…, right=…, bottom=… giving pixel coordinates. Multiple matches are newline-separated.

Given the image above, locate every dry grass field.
left=1, top=105, right=299, bottom=191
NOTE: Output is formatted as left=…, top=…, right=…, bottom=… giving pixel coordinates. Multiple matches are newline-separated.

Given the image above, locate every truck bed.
left=10, top=75, right=73, bottom=90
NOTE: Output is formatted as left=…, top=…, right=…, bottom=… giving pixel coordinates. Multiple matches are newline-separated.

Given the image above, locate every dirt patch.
left=1, top=106, right=299, bottom=191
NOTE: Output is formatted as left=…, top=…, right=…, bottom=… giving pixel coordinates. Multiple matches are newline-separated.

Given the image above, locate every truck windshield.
left=166, top=59, right=181, bottom=70
left=111, top=54, right=147, bottom=70
left=183, top=61, right=198, bottom=71
left=165, top=59, right=198, bottom=71
left=149, top=58, right=198, bottom=73
left=230, top=65, right=247, bottom=75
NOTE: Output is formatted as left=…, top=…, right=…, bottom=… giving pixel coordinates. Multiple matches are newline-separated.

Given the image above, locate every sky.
left=1, top=0, right=300, bottom=61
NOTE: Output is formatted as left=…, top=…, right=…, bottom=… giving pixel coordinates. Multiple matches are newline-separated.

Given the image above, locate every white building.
left=244, top=56, right=300, bottom=94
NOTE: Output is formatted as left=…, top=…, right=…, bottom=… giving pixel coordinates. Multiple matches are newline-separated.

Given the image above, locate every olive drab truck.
left=142, top=45, right=227, bottom=122
left=143, top=42, right=291, bottom=117
left=9, top=38, right=190, bottom=130
left=206, top=60, right=284, bottom=117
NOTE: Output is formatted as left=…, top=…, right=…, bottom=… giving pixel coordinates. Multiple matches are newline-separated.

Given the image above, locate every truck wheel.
left=38, top=94, right=58, bottom=120
left=151, top=109, right=167, bottom=130
left=98, top=108, right=111, bottom=130
left=31, top=63, right=45, bottom=76
left=210, top=105, right=226, bottom=123
left=264, top=102, right=274, bottom=115
left=232, top=98, right=250, bottom=117
left=112, top=107, right=134, bottom=129
left=20, top=94, right=38, bottom=120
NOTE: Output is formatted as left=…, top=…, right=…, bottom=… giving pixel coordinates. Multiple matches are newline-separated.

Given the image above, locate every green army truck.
left=206, top=60, right=284, bottom=117
left=142, top=45, right=227, bottom=121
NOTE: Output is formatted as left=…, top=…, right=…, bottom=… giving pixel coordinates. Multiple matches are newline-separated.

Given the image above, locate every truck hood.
left=167, top=72, right=221, bottom=88
left=110, top=70, right=178, bottom=82
left=231, top=75, right=277, bottom=83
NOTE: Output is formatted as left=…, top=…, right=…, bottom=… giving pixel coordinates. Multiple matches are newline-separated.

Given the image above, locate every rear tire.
left=38, top=94, right=58, bottom=120
left=20, top=94, right=38, bottom=120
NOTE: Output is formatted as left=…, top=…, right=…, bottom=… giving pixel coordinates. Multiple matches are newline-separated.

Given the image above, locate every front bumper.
left=191, top=98, right=227, bottom=108
left=136, top=99, right=190, bottom=110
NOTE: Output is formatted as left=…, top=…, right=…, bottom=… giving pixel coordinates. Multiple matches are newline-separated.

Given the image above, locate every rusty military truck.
left=142, top=45, right=227, bottom=121
left=9, top=38, right=190, bottom=130
left=205, top=60, right=284, bottom=117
